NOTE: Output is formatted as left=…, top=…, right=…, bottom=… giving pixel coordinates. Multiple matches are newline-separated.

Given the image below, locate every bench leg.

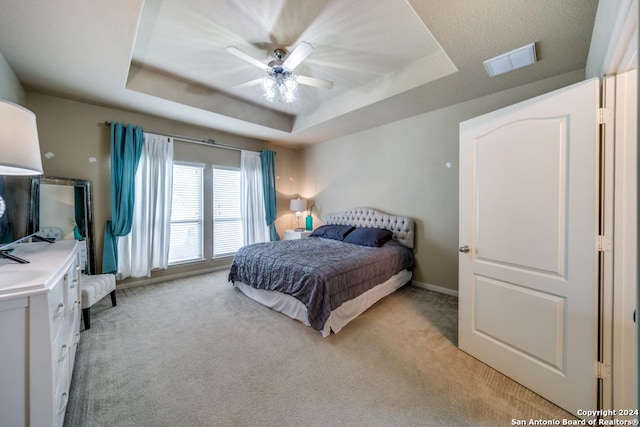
left=110, top=290, right=117, bottom=307
left=82, top=308, right=90, bottom=330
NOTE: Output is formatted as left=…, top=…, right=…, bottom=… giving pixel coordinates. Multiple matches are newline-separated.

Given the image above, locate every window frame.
left=212, top=165, right=243, bottom=259
left=168, top=161, right=205, bottom=266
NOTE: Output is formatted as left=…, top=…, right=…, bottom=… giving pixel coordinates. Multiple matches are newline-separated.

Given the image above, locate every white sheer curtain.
left=118, top=133, right=174, bottom=279
left=240, top=150, right=269, bottom=245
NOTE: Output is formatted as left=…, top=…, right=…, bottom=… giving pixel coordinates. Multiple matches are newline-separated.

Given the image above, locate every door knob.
left=459, top=245, right=470, bottom=253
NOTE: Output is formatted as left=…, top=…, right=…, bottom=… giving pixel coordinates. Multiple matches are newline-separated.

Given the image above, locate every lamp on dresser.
left=0, top=100, right=43, bottom=177
left=0, top=99, right=44, bottom=263
left=0, top=100, right=43, bottom=217
left=289, top=198, right=307, bottom=231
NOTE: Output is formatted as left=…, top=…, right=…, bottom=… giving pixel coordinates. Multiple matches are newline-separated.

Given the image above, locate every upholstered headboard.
left=36, top=227, right=63, bottom=241
left=323, top=207, right=415, bottom=249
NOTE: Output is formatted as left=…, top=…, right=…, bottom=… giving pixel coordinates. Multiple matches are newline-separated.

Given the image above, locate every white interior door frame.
left=596, top=0, right=638, bottom=413
left=601, top=0, right=638, bottom=76
left=600, top=75, right=616, bottom=412
left=611, top=69, right=637, bottom=412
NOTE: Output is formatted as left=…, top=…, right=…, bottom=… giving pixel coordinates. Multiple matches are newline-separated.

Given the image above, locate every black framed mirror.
left=30, top=176, right=96, bottom=274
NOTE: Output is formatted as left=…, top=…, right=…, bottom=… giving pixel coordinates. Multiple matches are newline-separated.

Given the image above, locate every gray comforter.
left=228, top=237, right=414, bottom=331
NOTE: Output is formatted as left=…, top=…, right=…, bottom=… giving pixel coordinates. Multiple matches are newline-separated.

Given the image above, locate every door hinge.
left=596, top=361, right=611, bottom=379
left=598, top=107, right=613, bottom=124
left=596, top=235, right=612, bottom=252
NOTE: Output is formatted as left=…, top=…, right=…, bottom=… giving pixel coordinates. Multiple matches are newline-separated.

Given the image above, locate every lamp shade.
left=0, top=100, right=43, bottom=175
left=289, top=198, right=306, bottom=212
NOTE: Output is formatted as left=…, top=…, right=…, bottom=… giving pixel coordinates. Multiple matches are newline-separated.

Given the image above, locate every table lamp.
left=289, top=198, right=306, bottom=231
left=0, top=100, right=43, bottom=220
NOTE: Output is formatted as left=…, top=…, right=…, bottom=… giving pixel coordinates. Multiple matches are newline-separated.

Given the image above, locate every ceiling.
left=0, top=0, right=599, bottom=146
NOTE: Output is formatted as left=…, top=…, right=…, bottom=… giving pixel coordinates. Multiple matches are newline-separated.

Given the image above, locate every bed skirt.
left=233, top=268, right=412, bottom=337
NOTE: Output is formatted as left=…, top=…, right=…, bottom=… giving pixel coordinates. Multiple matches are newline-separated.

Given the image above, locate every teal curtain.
left=73, top=186, right=85, bottom=238
left=101, top=122, right=144, bottom=273
left=259, top=150, right=279, bottom=241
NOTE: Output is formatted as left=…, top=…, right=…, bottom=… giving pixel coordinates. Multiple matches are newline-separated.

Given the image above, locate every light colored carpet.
left=63, top=271, right=573, bottom=427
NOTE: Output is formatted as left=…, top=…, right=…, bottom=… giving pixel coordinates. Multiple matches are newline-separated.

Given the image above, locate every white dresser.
left=0, top=240, right=82, bottom=427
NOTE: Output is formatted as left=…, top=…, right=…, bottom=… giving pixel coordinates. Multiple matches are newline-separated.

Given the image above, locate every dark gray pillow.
left=343, top=227, right=393, bottom=247
left=309, top=224, right=355, bottom=241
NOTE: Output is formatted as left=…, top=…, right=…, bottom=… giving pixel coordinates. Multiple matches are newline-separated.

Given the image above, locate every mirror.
left=30, top=176, right=96, bottom=274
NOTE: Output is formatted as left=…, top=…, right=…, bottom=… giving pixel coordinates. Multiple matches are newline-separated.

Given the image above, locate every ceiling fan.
left=226, top=41, right=333, bottom=103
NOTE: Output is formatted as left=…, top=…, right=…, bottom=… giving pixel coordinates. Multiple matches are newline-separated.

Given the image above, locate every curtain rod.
left=103, top=121, right=255, bottom=153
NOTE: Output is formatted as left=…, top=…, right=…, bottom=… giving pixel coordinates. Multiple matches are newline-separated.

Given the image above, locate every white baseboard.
left=411, top=280, right=459, bottom=297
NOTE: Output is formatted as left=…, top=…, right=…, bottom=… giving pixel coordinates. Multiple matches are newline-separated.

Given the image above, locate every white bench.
left=81, top=274, right=116, bottom=329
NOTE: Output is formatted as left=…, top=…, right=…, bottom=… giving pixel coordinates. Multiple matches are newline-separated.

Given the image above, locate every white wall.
left=300, top=70, right=585, bottom=292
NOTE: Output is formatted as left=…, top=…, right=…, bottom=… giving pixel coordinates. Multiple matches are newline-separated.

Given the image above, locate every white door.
left=458, top=78, right=600, bottom=415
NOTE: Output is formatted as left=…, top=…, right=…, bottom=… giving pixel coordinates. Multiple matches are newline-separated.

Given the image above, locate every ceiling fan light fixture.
left=279, top=84, right=296, bottom=103
left=261, top=75, right=275, bottom=91
left=263, top=89, right=275, bottom=102
left=284, top=76, right=298, bottom=92
left=261, top=70, right=298, bottom=103
left=227, top=41, right=333, bottom=103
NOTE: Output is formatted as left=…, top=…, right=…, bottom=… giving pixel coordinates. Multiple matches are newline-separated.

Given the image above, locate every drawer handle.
left=54, top=303, right=65, bottom=318
left=70, top=279, right=78, bottom=289
left=59, top=344, right=69, bottom=361
left=57, top=392, right=69, bottom=415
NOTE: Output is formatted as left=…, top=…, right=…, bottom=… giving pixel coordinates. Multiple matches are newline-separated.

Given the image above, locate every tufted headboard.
left=323, top=207, right=415, bottom=249
left=36, top=227, right=63, bottom=241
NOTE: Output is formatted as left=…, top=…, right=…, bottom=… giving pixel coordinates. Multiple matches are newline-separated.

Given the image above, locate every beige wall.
left=13, top=70, right=585, bottom=291
left=25, top=91, right=299, bottom=285
left=299, top=70, right=585, bottom=292
left=0, top=52, right=25, bottom=105
left=266, top=143, right=306, bottom=233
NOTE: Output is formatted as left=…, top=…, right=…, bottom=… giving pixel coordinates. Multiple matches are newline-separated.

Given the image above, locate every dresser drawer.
left=65, top=263, right=81, bottom=312
left=47, top=276, right=66, bottom=342
left=61, top=299, right=80, bottom=351
left=55, top=299, right=80, bottom=393
left=69, top=330, right=81, bottom=374
left=52, top=333, right=72, bottom=393
left=53, top=357, right=70, bottom=427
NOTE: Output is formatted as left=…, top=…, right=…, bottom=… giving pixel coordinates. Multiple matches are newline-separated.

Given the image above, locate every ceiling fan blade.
left=232, top=78, right=263, bottom=89
left=226, top=46, right=270, bottom=71
left=283, top=41, right=313, bottom=71
left=297, top=75, right=334, bottom=89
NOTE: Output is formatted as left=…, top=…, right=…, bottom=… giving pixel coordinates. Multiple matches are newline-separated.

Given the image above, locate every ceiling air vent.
left=483, top=42, right=537, bottom=77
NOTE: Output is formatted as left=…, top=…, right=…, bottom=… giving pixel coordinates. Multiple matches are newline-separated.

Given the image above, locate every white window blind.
left=168, top=163, right=203, bottom=264
left=213, top=167, right=243, bottom=258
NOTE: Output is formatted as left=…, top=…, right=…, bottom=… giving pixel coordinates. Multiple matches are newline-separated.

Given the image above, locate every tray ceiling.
left=0, top=0, right=599, bottom=146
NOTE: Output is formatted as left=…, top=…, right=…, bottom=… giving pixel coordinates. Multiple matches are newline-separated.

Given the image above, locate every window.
left=168, top=162, right=203, bottom=264
left=212, top=166, right=243, bottom=258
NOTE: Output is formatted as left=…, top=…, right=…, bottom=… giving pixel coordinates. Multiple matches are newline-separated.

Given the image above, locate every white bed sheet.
left=233, top=268, right=412, bottom=337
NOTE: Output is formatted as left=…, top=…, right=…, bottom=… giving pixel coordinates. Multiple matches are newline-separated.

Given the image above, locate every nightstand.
left=284, top=230, right=312, bottom=240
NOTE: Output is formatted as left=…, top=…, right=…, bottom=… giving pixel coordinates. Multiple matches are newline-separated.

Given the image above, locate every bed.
left=228, top=207, right=415, bottom=336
